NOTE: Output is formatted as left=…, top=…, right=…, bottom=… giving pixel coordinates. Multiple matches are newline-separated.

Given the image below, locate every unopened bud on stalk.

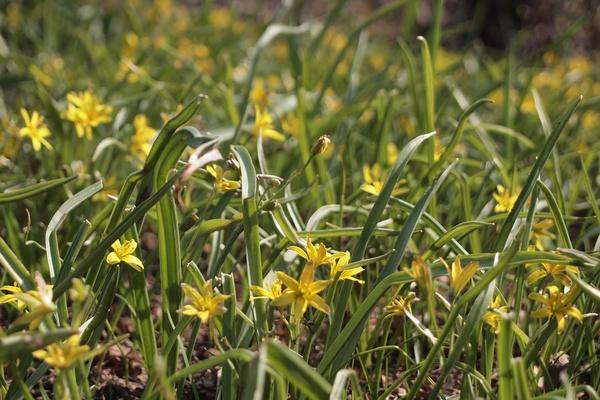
left=226, top=154, right=240, bottom=170
left=257, top=174, right=284, bottom=187
left=263, top=200, right=280, bottom=211
left=311, top=135, right=331, bottom=156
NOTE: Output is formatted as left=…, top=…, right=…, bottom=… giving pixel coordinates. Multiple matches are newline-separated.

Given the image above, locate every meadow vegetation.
left=0, top=1, right=599, bottom=398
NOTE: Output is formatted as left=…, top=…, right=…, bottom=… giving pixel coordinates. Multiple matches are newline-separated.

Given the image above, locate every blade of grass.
left=0, top=176, right=76, bottom=204
left=536, top=179, right=573, bottom=248
left=168, top=349, right=254, bottom=384
left=45, top=181, right=103, bottom=281
left=265, top=341, right=331, bottom=400
left=493, top=96, right=581, bottom=251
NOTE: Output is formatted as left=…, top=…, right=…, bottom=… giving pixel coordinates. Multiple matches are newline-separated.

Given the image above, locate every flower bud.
left=311, top=135, right=331, bottom=156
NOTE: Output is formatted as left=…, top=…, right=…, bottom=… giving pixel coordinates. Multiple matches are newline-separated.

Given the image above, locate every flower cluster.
left=251, top=238, right=361, bottom=320
left=62, top=91, right=113, bottom=140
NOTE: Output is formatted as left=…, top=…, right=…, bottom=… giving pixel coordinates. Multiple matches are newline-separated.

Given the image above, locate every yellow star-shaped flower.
left=272, top=266, right=331, bottom=319
left=106, top=239, right=144, bottom=271
left=33, top=335, right=90, bottom=371
left=179, top=281, right=230, bottom=324
left=19, top=109, right=52, bottom=151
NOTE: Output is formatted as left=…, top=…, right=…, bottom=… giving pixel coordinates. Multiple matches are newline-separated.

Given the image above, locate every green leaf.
left=265, top=341, right=331, bottom=400
left=232, top=145, right=268, bottom=339
left=330, top=369, right=364, bottom=400
left=0, top=176, right=76, bottom=204
left=407, top=245, right=518, bottom=399
left=0, top=235, right=34, bottom=290
left=494, top=96, right=581, bottom=250
left=353, top=131, right=436, bottom=260
left=418, top=36, right=435, bottom=136
left=168, top=349, right=254, bottom=383
left=45, top=181, right=103, bottom=281
left=378, top=160, right=457, bottom=281
left=52, top=170, right=183, bottom=298
left=537, top=179, right=572, bottom=248
left=241, top=347, right=268, bottom=400
left=326, top=161, right=456, bottom=374
left=0, top=329, right=76, bottom=361
left=327, top=131, right=437, bottom=349
left=428, top=98, right=492, bottom=180
left=431, top=220, right=494, bottom=250
left=570, top=272, right=600, bottom=303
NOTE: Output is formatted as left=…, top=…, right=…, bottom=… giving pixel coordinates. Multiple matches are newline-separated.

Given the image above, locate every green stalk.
left=498, top=316, right=514, bottom=400
left=232, top=146, right=268, bottom=340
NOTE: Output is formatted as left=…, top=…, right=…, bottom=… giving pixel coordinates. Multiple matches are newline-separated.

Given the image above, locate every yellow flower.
left=324, top=88, right=342, bottom=113
left=387, top=143, right=398, bottom=166
left=526, top=262, right=579, bottom=287
left=383, top=292, right=417, bottom=319
left=281, top=113, right=299, bottom=137
left=360, top=164, right=408, bottom=196
left=435, top=48, right=459, bottom=71
left=131, top=115, right=156, bottom=159
left=106, top=239, right=144, bottom=271
left=328, top=251, right=364, bottom=283
left=5, top=2, right=22, bottom=29
left=272, top=266, right=331, bottom=319
left=250, top=279, right=283, bottom=301
left=441, top=256, right=479, bottom=294
left=206, top=164, right=241, bottom=193
left=405, top=256, right=432, bottom=292
left=9, top=274, right=56, bottom=329
left=1, top=115, right=20, bottom=159
left=326, top=30, right=347, bottom=51
left=369, top=53, right=386, bottom=71
left=399, top=116, right=415, bottom=135
left=543, top=51, right=559, bottom=67
left=62, top=91, right=113, bottom=139
left=530, top=219, right=556, bottom=250
left=529, top=286, right=583, bottom=334
left=568, top=56, right=591, bottom=73
left=252, top=106, right=285, bottom=141
left=69, top=278, right=89, bottom=303
left=272, top=41, right=289, bottom=60
left=250, top=78, right=270, bottom=108
left=179, top=281, right=230, bottom=323
left=122, top=32, right=140, bottom=59
left=582, top=112, right=599, bottom=130
left=18, top=109, right=53, bottom=152
left=209, top=8, right=232, bottom=29
left=94, top=176, right=119, bottom=203
left=483, top=295, right=508, bottom=334
left=33, top=335, right=90, bottom=371
left=493, top=184, right=519, bottom=213
left=29, top=64, right=53, bottom=87
left=0, top=283, right=26, bottom=310
left=520, top=94, right=536, bottom=114
left=288, top=238, right=335, bottom=268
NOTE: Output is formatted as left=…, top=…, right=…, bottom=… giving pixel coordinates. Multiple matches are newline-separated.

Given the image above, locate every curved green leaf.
left=0, top=176, right=76, bottom=204
left=265, top=341, right=331, bottom=400
left=431, top=221, right=494, bottom=250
